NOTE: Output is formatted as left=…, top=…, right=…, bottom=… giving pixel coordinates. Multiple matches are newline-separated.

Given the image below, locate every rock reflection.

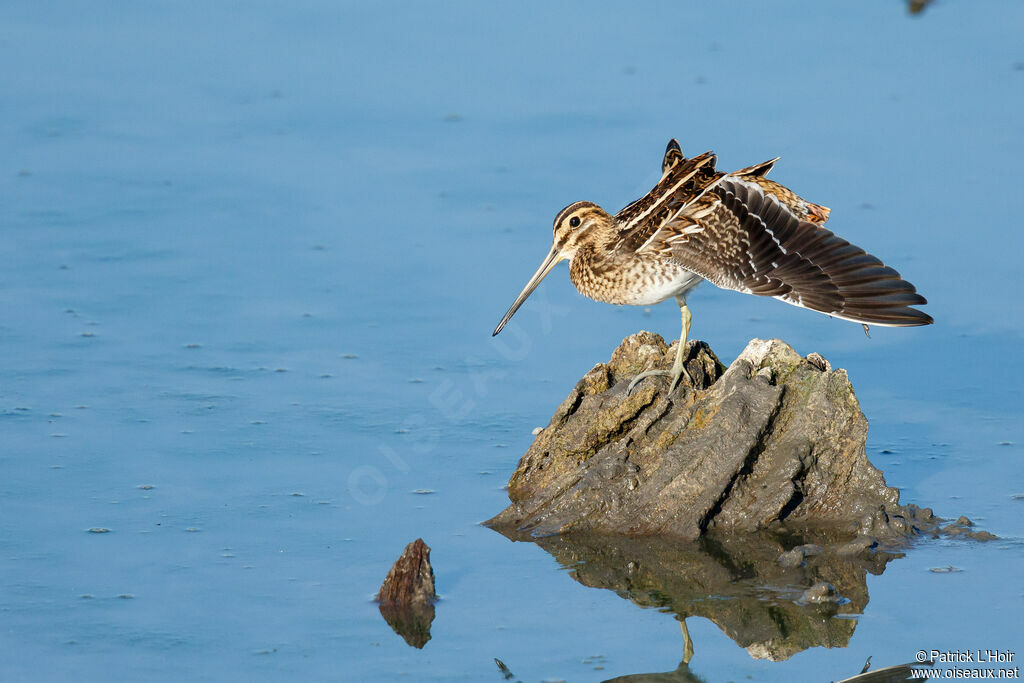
left=378, top=601, right=435, bottom=649
left=602, top=655, right=705, bottom=683
left=908, top=0, right=934, bottom=15
left=496, top=529, right=902, bottom=663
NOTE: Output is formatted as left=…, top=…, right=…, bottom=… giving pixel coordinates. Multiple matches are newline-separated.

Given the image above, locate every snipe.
left=493, top=140, right=932, bottom=394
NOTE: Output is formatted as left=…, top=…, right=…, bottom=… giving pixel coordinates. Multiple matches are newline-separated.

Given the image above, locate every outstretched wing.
left=614, top=148, right=722, bottom=253
left=660, top=177, right=932, bottom=326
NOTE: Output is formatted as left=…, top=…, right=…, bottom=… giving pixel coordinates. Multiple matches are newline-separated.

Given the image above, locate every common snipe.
left=493, top=140, right=932, bottom=394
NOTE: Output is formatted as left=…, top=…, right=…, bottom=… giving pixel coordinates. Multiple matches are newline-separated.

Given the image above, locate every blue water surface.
left=1, top=1, right=1022, bottom=680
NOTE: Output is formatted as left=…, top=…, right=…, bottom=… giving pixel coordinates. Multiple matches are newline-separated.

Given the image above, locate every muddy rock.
left=801, top=581, right=842, bottom=604
left=377, top=538, right=437, bottom=648
left=940, top=516, right=998, bottom=541
left=778, top=547, right=806, bottom=569
left=488, top=333, right=959, bottom=542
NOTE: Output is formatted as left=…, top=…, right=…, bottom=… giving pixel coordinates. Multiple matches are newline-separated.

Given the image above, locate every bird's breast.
left=569, top=250, right=702, bottom=306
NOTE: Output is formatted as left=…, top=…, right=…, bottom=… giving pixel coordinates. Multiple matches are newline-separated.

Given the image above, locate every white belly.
left=621, top=270, right=703, bottom=305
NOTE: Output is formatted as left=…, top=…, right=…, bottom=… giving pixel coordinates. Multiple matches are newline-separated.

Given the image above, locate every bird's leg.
left=669, top=302, right=694, bottom=392
left=680, top=618, right=695, bottom=666
left=627, top=297, right=694, bottom=395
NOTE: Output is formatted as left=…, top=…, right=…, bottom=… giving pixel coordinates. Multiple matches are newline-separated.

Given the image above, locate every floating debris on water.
left=495, top=658, right=516, bottom=680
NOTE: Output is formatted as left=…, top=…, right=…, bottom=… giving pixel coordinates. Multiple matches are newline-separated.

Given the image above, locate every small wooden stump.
left=377, top=538, right=437, bottom=648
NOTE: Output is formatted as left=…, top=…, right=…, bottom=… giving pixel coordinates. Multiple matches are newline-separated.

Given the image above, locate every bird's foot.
left=626, top=364, right=693, bottom=396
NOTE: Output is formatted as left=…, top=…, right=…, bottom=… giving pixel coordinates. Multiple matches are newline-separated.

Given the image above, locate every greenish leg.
left=627, top=296, right=694, bottom=395
left=680, top=618, right=694, bottom=666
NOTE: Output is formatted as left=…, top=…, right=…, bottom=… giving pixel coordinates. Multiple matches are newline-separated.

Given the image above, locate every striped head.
left=493, top=201, right=613, bottom=336
left=551, top=201, right=614, bottom=261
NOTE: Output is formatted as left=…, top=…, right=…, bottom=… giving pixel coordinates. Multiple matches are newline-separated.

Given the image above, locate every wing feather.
left=663, top=178, right=932, bottom=327
left=614, top=151, right=721, bottom=252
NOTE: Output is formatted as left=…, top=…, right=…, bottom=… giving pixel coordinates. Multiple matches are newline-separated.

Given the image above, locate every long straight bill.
left=492, top=246, right=562, bottom=336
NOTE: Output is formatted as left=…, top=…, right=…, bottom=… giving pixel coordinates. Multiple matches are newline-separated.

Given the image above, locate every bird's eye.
left=569, top=216, right=581, bottom=228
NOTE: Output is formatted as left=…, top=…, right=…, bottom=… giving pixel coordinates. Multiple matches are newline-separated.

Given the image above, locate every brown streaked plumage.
left=494, top=139, right=932, bottom=393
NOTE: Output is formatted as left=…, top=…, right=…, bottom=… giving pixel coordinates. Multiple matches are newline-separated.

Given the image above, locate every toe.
left=627, top=370, right=670, bottom=395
